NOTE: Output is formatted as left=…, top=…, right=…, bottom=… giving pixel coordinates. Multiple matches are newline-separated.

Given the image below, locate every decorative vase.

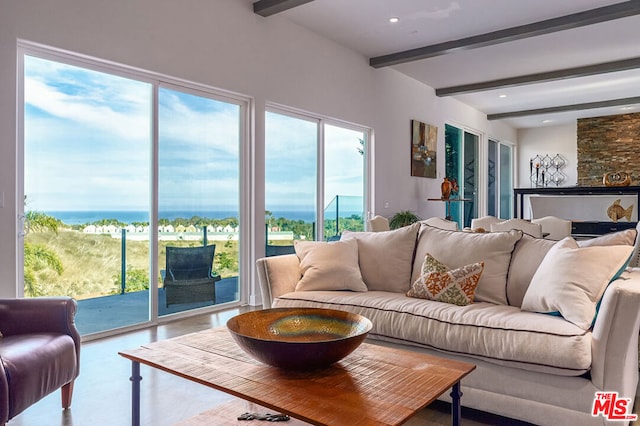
left=603, top=171, right=631, bottom=187
left=441, top=177, right=452, bottom=200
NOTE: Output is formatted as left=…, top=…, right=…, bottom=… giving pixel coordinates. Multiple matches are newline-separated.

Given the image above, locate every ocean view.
left=44, top=210, right=337, bottom=225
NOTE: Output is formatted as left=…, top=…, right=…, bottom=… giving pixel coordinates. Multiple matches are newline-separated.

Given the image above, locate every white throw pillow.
left=341, top=222, right=420, bottom=292
left=413, top=225, right=522, bottom=305
left=508, top=229, right=637, bottom=307
left=521, top=237, right=633, bottom=330
left=294, top=239, right=367, bottom=292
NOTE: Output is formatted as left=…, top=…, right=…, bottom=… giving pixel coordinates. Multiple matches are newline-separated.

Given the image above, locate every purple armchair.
left=0, top=297, right=80, bottom=424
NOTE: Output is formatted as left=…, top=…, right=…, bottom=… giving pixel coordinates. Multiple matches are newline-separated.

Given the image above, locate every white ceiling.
left=254, top=0, right=640, bottom=129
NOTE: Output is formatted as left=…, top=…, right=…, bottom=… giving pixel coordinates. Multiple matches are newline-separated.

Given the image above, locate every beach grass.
left=25, top=229, right=240, bottom=300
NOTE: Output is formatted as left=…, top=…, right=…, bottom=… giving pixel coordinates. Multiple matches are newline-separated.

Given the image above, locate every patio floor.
left=75, top=277, right=239, bottom=335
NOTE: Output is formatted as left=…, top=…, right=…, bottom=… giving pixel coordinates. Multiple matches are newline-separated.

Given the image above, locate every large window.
left=265, top=108, right=369, bottom=253
left=20, top=44, right=248, bottom=336
left=323, top=124, right=367, bottom=239
left=265, top=111, right=317, bottom=247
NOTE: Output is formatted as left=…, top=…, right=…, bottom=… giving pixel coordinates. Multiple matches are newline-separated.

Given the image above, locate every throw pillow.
left=408, top=253, right=484, bottom=306
left=507, top=229, right=638, bottom=308
left=340, top=222, right=420, bottom=292
left=293, top=239, right=367, bottom=292
left=521, top=237, right=633, bottom=330
left=506, top=235, right=557, bottom=307
left=413, top=225, right=522, bottom=305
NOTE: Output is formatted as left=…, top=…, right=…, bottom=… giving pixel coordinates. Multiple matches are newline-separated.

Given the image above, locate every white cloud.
left=24, top=77, right=151, bottom=142
left=23, top=56, right=365, bottom=216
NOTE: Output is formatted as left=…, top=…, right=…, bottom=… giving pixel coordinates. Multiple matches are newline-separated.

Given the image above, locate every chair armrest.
left=256, top=254, right=300, bottom=308
left=0, top=297, right=80, bottom=343
left=591, top=269, right=640, bottom=395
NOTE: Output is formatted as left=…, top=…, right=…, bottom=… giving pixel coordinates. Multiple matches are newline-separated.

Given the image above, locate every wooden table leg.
left=450, top=382, right=462, bottom=426
left=130, top=361, right=142, bottom=426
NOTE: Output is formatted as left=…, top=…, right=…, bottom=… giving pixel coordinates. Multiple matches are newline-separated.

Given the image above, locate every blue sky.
left=24, top=55, right=364, bottom=215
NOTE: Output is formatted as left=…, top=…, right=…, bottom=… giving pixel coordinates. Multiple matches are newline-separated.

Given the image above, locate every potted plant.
left=388, top=210, right=421, bottom=230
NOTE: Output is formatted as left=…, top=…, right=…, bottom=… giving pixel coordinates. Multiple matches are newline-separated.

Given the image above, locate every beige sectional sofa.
left=256, top=222, right=640, bottom=426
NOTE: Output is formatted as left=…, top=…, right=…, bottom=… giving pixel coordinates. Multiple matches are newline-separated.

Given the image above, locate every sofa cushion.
left=507, top=229, right=637, bottom=307
left=340, top=222, right=419, bottom=292
left=521, top=237, right=633, bottom=330
left=413, top=225, right=521, bottom=305
left=274, top=290, right=591, bottom=376
left=408, top=253, right=483, bottom=306
left=293, top=239, right=367, bottom=292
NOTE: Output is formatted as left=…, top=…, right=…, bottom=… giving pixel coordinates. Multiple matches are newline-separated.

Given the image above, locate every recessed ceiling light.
left=542, top=119, right=553, bottom=124
left=389, top=17, right=399, bottom=23
left=499, top=94, right=507, bottom=98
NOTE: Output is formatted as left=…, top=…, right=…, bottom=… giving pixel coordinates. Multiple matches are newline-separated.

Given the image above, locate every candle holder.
left=530, top=154, right=566, bottom=187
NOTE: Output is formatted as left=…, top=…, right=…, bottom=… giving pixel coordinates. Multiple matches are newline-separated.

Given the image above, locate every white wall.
left=517, top=123, right=578, bottom=188
left=0, top=0, right=516, bottom=297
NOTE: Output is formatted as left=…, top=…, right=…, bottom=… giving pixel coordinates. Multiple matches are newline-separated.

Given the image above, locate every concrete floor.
left=11, top=308, right=637, bottom=426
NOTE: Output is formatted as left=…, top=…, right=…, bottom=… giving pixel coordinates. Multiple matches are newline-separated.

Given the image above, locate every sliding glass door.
left=499, top=143, right=514, bottom=219
left=488, top=139, right=514, bottom=219
left=23, top=54, right=153, bottom=334
left=21, top=45, right=248, bottom=336
left=445, top=124, right=478, bottom=228
left=158, top=86, right=241, bottom=316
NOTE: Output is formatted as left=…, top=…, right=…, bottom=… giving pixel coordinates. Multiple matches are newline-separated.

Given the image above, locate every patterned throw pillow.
left=407, top=253, right=484, bottom=306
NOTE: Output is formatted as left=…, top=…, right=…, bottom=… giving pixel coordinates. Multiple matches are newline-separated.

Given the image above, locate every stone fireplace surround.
left=577, top=112, right=640, bottom=187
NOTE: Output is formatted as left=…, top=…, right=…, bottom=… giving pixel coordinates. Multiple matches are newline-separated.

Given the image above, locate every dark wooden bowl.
left=226, top=308, right=372, bottom=370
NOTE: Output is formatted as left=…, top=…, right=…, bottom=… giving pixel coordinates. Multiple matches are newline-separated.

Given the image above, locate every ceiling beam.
left=370, top=1, right=640, bottom=68
left=486, top=96, right=640, bottom=120
left=436, top=57, right=640, bottom=96
left=253, top=0, right=314, bottom=17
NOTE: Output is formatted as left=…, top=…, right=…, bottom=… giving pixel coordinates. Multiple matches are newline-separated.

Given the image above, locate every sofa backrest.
left=413, top=225, right=522, bottom=305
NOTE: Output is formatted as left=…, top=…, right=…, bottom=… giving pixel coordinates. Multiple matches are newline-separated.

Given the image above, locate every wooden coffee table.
left=119, top=327, right=475, bottom=426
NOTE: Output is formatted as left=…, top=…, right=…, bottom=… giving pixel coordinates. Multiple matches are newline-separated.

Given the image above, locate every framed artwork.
left=411, top=119, right=437, bottom=178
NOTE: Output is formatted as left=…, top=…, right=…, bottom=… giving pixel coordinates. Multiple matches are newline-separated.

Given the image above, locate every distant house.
left=158, top=225, right=174, bottom=233
left=83, top=225, right=97, bottom=233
